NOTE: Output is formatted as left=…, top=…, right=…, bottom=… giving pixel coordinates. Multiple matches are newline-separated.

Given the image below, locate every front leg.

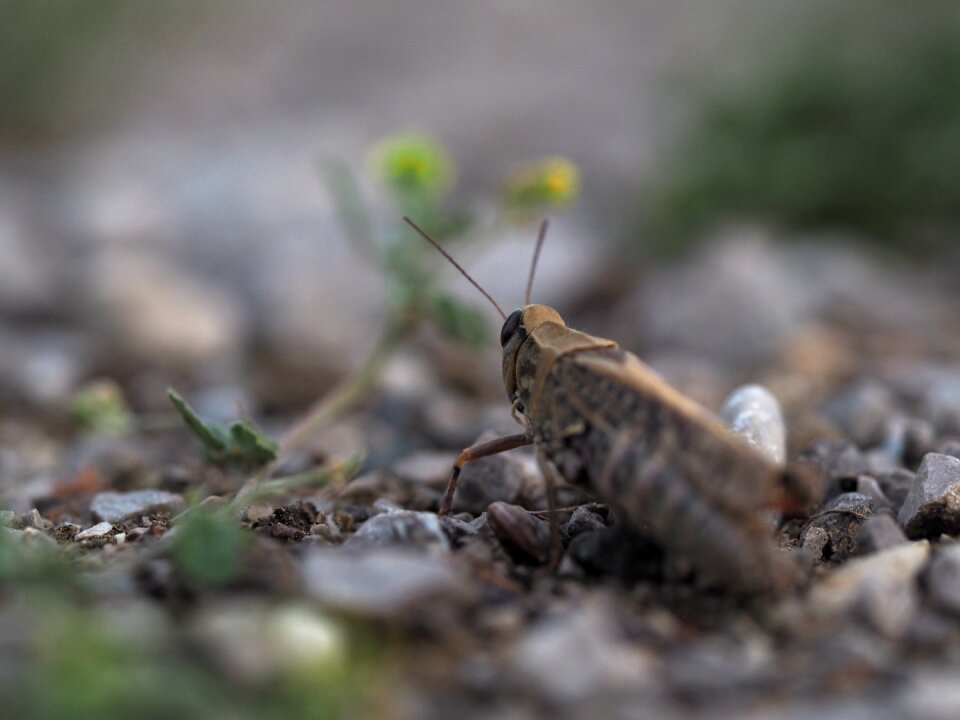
left=439, top=433, right=533, bottom=516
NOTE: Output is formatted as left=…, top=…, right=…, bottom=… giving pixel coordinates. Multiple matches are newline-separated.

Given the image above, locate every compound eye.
left=500, top=309, right=522, bottom=347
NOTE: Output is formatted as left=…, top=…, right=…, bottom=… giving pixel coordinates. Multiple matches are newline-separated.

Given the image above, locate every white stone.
left=75, top=521, right=114, bottom=540
left=722, top=384, right=786, bottom=466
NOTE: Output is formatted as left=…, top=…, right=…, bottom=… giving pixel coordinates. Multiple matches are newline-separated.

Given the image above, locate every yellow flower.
left=370, top=134, right=454, bottom=199
left=503, top=156, right=581, bottom=210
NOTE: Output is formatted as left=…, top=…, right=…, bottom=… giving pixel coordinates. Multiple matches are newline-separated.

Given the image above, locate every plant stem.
left=279, top=318, right=410, bottom=456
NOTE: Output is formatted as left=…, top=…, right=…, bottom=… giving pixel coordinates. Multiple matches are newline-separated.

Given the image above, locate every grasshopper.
left=404, top=217, right=819, bottom=595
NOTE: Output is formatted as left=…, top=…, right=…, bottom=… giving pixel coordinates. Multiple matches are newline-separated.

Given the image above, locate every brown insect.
left=404, top=217, right=819, bottom=595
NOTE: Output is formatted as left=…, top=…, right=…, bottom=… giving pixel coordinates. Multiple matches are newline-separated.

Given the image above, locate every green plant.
left=69, top=379, right=134, bottom=436
left=650, top=13, right=960, bottom=253
left=0, top=0, right=206, bottom=138
left=170, top=506, right=250, bottom=587
left=280, top=135, right=580, bottom=456
left=167, top=389, right=278, bottom=470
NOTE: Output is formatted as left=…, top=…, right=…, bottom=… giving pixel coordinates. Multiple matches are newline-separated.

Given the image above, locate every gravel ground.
left=3, top=268, right=960, bottom=719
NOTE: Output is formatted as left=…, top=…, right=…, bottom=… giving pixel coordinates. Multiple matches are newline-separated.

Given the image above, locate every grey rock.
left=809, top=541, right=930, bottom=638
left=852, top=513, right=907, bottom=556
left=721, top=384, right=786, bottom=466
left=800, top=526, right=830, bottom=562
left=924, top=370, right=960, bottom=436
left=301, top=548, right=465, bottom=617
left=937, top=439, right=960, bottom=460
left=855, top=475, right=894, bottom=512
left=824, top=380, right=896, bottom=447
left=510, top=604, right=655, bottom=704
left=74, top=521, right=115, bottom=540
left=3, top=527, right=59, bottom=552
left=926, top=544, right=960, bottom=615
left=345, top=510, right=449, bottom=553
left=897, top=453, right=960, bottom=539
left=91, top=490, right=186, bottom=523
left=389, top=451, right=455, bottom=486
left=877, top=469, right=915, bottom=512
left=0, top=326, right=90, bottom=408
left=801, top=493, right=874, bottom=563
left=563, top=505, right=607, bottom=541
left=85, top=249, right=246, bottom=371
left=0, top=510, right=21, bottom=529
left=568, top=524, right=664, bottom=582
left=437, top=515, right=478, bottom=545
left=800, top=441, right=869, bottom=500
left=666, top=636, right=774, bottom=699
left=0, top=194, right=54, bottom=313
left=25, top=508, right=51, bottom=531
left=486, top=501, right=550, bottom=565
left=883, top=416, right=935, bottom=468
left=451, top=432, right=528, bottom=515
left=898, top=671, right=960, bottom=720
left=632, top=229, right=810, bottom=369
left=864, top=449, right=902, bottom=476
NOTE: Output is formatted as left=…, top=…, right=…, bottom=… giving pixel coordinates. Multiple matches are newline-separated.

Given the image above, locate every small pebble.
left=801, top=441, right=869, bottom=500
left=877, top=469, right=915, bottom=512
left=809, top=541, right=929, bottom=638
left=242, top=500, right=275, bottom=524
left=567, top=524, right=664, bottom=582
left=510, top=605, right=655, bottom=704
left=926, top=544, right=960, bottom=615
left=897, top=453, right=960, bottom=539
left=562, top=505, right=607, bottom=541
left=864, top=449, right=902, bottom=476
left=883, top=416, right=935, bottom=468
left=800, top=526, right=830, bottom=562
left=74, top=521, right=114, bottom=540
left=486, top=502, right=551, bottom=565
left=853, top=513, right=907, bottom=556
left=437, top=515, right=478, bottom=545
left=937, top=439, right=960, bottom=460
left=801, top=493, right=874, bottom=563
left=25, top=508, right=51, bottom=531
left=824, top=380, right=896, bottom=447
left=451, top=431, right=528, bottom=514
left=856, top=475, right=894, bottom=512
left=91, top=490, right=186, bottom=524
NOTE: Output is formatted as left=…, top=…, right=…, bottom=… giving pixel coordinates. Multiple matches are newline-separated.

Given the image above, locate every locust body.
left=501, top=304, right=814, bottom=595
left=404, top=217, right=817, bottom=596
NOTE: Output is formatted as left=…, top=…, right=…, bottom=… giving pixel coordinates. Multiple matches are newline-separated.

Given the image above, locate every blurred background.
left=3, top=2, right=960, bottom=717
left=2, top=0, right=959, bottom=420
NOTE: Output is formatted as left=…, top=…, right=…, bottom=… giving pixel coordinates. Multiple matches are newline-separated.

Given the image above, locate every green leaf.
left=171, top=509, right=249, bottom=587
left=168, top=388, right=277, bottom=469
left=227, top=421, right=279, bottom=467
left=167, top=388, right=227, bottom=453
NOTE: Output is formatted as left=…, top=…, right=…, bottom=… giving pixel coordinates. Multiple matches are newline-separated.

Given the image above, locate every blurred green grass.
left=0, top=0, right=206, bottom=139
left=650, top=9, right=960, bottom=254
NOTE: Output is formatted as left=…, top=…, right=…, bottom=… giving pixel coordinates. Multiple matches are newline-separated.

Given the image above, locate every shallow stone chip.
left=75, top=521, right=114, bottom=540
left=91, top=490, right=186, bottom=523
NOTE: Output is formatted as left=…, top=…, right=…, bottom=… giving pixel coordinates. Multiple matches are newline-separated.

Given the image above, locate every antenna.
left=403, top=217, right=507, bottom=320
left=524, top=219, right=549, bottom=306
